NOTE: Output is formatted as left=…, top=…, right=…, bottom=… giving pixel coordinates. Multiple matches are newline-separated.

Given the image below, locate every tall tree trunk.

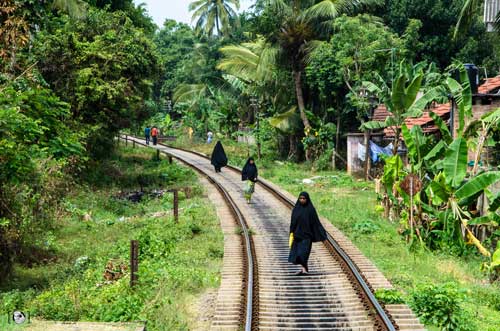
left=292, top=70, right=310, bottom=129
left=392, top=128, right=400, bottom=155
left=292, top=70, right=311, bottom=160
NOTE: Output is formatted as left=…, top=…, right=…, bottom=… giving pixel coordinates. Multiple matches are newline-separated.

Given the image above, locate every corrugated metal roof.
left=484, top=0, right=500, bottom=23
left=484, top=0, right=500, bottom=32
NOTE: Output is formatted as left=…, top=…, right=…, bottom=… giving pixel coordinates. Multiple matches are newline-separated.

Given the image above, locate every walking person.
left=242, top=157, right=258, bottom=203
left=151, top=126, right=158, bottom=145
left=144, top=126, right=151, bottom=145
left=288, top=192, right=327, bottom=275
left=207, top=130, right=213, bottom=144
left=211, top=141, right=227, bottom=173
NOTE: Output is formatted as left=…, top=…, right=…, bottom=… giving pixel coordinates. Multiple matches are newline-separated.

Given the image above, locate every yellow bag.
left=289, top=233, right=294, bottom=248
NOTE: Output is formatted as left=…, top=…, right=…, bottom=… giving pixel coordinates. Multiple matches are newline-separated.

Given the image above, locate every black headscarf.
left=211, top=141, right=228, bottom=168
left=290, top=192, right=327, bottom=242
left=242, top=157, right=258, bottom=182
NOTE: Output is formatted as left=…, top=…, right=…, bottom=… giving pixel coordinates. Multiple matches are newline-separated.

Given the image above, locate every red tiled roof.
left=372, top=104, right=391, bottom=122
left=478, top=76, right=500, bottom=94
left=375, top=102, right=451, bottom=137
left=371, top=75, right=500, bottom=137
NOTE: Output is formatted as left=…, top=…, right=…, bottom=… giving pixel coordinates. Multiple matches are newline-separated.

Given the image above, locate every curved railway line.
left=121, top=135, right=425, bottom=331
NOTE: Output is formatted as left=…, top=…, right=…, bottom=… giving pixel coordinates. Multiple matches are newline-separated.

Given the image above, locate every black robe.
left=288, top=192, right=327, bottom=271
left=241, top=157, right=258, bottom=182
left=211, top=141, right=228, bottom=170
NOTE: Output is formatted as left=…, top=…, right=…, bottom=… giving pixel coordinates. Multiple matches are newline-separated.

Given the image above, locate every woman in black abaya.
left=241, top=157, right=258, bottom=203
left=288, top=192, right=327, bottom=275
left=211, top=141, right=228, bottom=173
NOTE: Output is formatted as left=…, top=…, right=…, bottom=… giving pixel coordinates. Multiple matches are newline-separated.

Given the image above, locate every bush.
left=410, top=282, right=475, bottom=331
left=353, top=220, right=380, bottom=234
left=374, top=289, right=405, bottom=304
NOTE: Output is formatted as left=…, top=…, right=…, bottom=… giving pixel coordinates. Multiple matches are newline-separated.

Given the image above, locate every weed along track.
left=122, top=136, right=426, bottom=331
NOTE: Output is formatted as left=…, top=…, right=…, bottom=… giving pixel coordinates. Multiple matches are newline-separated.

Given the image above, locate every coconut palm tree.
left=258, top=0, right=380, bottom=159
left=189, top=0, right=240, bottom=37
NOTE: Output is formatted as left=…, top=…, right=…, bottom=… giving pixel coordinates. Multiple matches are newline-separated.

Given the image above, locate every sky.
left=134, top=0, right=255, bottom=28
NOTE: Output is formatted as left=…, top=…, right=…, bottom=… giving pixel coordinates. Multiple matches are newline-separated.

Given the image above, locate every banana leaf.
left=456, top=171, right=500, bottom=203
left=391, top=74, right=407, bottom=113
left=429, top=111, right=452, bottom=144
left=467, top=212, right=500, bottom=226
left=403, top=73, right=423, bottom=110
left=443, top=137, right=468, bottom=188
left=423, top=140, right=447, bottom=162
left=382, top=155, right=404, bottom=189
left=489, top=191, right=500, bottom=212
left=492, top=247, right=500, bottom=268
left=404, top=87, right=441, bottom=118
left=401, top=124, right=426, bottom=166
left=426, top=172, right=450, bottom=205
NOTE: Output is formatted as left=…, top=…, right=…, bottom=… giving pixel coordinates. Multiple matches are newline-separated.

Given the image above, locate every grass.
left=0, top=145, right=223, bottom=331
left=170, top=138, right=500, bottom=331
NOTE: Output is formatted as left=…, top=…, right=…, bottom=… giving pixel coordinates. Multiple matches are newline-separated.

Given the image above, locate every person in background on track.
left=144, top=125, right=151, bottom=145
left=207, top=130, right=213, bottom=144
left=288, top=192, right=327, bottom=275
left=151, top=126, right=158, bottom=145
left=188, top=127, right=194, bottom=141
left=210, top=141, right=227, bottom=173
left=241, top=157, right=258, bottom=203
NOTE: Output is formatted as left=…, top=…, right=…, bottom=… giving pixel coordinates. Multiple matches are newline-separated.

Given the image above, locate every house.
left=373, top=75, right=500, bottom=160
left=347, top=76, right=500, bottom=176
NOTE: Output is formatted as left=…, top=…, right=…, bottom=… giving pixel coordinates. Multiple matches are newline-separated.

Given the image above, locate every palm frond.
left=304, top=0, right=381, bottom=21
left=173, top=84, right=207, bottom=103
left=268, top=106, right=301, bottom=133
left=454, top=0, right=482, bottom=39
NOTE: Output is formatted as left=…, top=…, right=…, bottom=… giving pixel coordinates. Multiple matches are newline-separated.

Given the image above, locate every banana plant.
left=394, top=63, right=500, bottom=255
left=361, top=61, right=443, bottom=154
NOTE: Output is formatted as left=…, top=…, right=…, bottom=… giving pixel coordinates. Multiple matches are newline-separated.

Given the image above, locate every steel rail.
left=120, top=136, right=254, bottom=331
left=154, top=140, right=398, bottom=331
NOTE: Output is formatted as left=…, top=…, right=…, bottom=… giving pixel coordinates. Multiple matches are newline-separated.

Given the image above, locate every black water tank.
left=453, top=64, right=479, bottom=94
left=464, top=63, right=479, bottom=94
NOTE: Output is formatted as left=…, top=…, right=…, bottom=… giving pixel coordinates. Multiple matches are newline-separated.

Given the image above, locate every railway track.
left=121, top=135, right=425, bottom=331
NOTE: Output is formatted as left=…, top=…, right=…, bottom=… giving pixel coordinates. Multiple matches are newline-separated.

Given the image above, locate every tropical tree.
left=256, top=0, right=380, bottom=159
left=189, top=0, right=240, bottom=37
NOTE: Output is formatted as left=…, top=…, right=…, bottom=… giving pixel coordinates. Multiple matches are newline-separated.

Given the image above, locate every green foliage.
left=0, top=77, right=85, bottom=279
left=35, top=7, right=160, bottom=156
left=154, top=20, right=198, bottom=100
left=376, top=0, right=500, bottom=71
left=374, top=288, right=405, bottom=304
left=410, top=283, right=475, bottom=331
left=1, top=146, right=222, bottom=330
left=353, top=219, right=380, bottom=234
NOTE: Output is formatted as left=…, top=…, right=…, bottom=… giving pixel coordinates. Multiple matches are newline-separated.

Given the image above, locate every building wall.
left=453, top=99, right=500, bottom=136
left=453, top=98, right=500, bottom=166
left=347, top=134, right=365, bottom=176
